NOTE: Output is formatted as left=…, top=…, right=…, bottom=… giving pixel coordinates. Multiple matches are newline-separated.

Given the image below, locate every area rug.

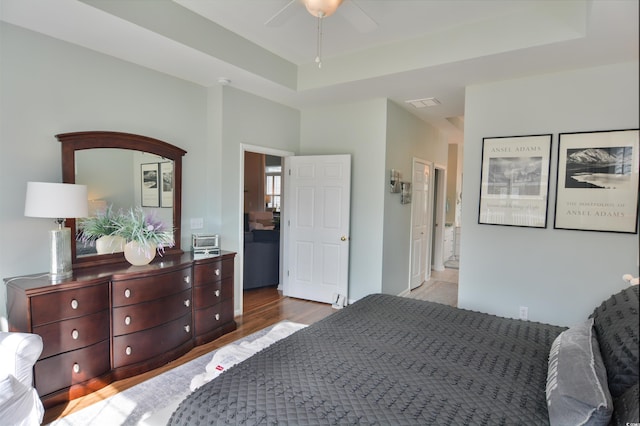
left=47, top=321, right=307, bottom=426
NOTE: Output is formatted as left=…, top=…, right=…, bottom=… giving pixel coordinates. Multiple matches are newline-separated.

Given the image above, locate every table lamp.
left=24, top=182, right=88, bottom=282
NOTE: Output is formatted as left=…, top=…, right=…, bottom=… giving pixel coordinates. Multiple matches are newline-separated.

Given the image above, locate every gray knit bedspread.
left=169, top=294, right=565, bottom=425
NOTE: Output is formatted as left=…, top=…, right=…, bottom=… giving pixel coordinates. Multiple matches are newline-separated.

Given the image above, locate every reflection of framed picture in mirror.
left=478, top=134, right=552, bottom=228
left=141, top=163, right=160, bottom=207
left=160, top=162, right=173, bottom=208
left=554, top=129, right=639, bottom=233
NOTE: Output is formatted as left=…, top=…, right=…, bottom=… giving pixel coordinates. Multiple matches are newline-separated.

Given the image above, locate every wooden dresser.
left=192, top=255, right=235, bottom=345
left=5, top=251, right=236, bottom=408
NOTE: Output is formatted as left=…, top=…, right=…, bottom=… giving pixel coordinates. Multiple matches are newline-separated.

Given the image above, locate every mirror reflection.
left=75, top=148, right=174, bottom=257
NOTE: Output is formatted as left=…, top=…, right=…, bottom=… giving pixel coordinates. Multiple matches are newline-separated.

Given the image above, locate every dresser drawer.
left=193, top=277, right=233, bottom=309
left=112, top=266, right=192, bottom=307
left=30, top=283, right=109, bottom=326
left=34, top=339, right=110, bottom=397
left=194, top=300, right=234, bottom=336
left=35, top=310, right=110, bottom=359
left=112, top=313, right=192, bottom=368
left=193, top=258, right=233, bottom=284
left=112, top=289, right=192, bottom=336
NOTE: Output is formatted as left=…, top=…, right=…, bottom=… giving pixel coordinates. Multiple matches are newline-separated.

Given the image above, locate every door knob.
left=341, top=236, right=347, bottom=241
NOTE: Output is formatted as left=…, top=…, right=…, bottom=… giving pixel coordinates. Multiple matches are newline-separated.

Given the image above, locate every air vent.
left=405, top=97, right=441, bottom=108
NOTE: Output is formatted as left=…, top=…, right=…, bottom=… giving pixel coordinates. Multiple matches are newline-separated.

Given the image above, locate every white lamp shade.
left=24, top=182, right=88, bottom=219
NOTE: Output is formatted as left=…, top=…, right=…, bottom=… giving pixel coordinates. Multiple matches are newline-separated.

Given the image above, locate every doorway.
left=239, top=144, right=294, bottom=314
left=409, top=158, right=432, bottom=290
left=409, top=160, right=447, bottom=292
left=431, top=165, right=447, bottom=271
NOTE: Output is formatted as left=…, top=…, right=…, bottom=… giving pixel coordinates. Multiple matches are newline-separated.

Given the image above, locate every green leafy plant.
left=112, top=207, right=174, bottom=255
left=77, top=205, right=120, bottom=245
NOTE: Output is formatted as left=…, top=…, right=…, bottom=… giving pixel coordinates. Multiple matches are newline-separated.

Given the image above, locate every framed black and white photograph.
left=554, top=129, right=639, bottom=233
left=479, top=134, right=552, bottom=228
left=141, top=163, right=160, bottom=207
left=160, top=162, right=173, bottom=208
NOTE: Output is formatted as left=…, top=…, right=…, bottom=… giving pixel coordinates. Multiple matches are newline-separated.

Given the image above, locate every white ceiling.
left=1, top=0, right=638, bottom=143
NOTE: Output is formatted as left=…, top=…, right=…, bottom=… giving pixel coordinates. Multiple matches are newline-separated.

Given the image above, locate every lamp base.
left=49, top=226, right=73, bottom=283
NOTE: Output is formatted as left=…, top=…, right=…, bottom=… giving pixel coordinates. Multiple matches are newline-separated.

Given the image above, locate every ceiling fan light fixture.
left=304, top=0, right=343, bottom=18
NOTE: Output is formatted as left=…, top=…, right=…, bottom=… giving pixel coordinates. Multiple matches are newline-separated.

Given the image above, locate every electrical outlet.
left=519, top=306, right=528, bottom=321
left=190, top=217, right=204, bottom=229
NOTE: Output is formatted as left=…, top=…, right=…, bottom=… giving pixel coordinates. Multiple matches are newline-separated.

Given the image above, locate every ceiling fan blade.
left=265, top=0, right=301, bottom=27
left=340, top=0, right=377, bottom=33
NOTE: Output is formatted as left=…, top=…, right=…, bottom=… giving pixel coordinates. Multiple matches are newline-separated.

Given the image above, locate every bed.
left=169, top=286, right=639, bottom=425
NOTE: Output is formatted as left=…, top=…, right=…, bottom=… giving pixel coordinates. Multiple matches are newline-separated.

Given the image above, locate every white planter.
left=123, top=241, right=156, bottom=266
left=95, top=235, right=125, bottom=254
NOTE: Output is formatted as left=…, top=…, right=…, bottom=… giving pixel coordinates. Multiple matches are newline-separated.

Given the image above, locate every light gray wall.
left=0, top=23, right=209, bottom=321
left=382, top=100, right=449, bottom=296
left=218, top=86, right=300, bottom=312
left=459, top=61, right=639, bottom=327
left=300, top=99, right=388, bottom=301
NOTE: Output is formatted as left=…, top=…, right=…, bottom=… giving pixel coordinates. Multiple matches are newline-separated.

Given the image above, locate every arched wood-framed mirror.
left=58, top=131, right=187, bottom=268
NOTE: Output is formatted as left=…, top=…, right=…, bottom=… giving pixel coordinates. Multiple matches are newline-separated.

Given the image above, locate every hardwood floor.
left=43, top=287, right=335, bottom=424
left=408, top=268, right=459, bottom=307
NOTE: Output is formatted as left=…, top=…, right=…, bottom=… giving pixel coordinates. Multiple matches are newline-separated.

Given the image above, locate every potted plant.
left=112, top=207, right=174, bottom=265
left=77, top=205, right=125, bottom=254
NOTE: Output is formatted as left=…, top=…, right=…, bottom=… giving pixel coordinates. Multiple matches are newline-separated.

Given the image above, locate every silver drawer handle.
left=214, top=289, right=221, bottom=297
left=124, top=288, right=131, bottom=298
left=184, top=299, right=190, bottom=307
left=214, top=269, right=220, bottom=276
left=215, top=313, right=220, bottom=321
left=184, top=275, right=190, bottom=284
left=71, top=329, right=79, bottom=340
left=125, top=346, right=132, bottom=356
left=184, top=325, right=190, bottom=333
left=73, top=363, right=80, bottom=374
left=70, top=299, right=79, bottom=310
left=124, top=316, right=131, bottom=325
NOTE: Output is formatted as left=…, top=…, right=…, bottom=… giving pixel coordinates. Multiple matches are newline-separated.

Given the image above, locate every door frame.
left=238, top=144, right=294, bottom=314
left=431, top=164, right=448, bottom=271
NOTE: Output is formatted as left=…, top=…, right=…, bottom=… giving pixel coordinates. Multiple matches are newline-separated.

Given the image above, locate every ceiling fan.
left=265, top=0, right=377, bottom=67
left=265, top=0, right=377, bottom=33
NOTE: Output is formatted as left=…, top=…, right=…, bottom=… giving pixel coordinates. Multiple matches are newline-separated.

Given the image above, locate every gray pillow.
left=590, top=285, right=639, bottom=398
left=546, top=318, right=613, bottom=426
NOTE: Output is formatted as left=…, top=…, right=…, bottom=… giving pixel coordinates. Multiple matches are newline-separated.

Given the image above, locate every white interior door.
left=283, top=155, right=351, bottom=305
left=410, top=159, right=432, bottom=290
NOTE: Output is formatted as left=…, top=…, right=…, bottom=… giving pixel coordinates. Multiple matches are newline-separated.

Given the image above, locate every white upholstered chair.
left=0, top=332, right=45, bottom=426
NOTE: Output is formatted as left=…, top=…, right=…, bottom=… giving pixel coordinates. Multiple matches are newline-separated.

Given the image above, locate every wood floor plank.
left=43, top=288, right=335, bottom=424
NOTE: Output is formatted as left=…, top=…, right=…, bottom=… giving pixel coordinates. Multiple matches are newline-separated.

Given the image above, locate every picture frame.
left=478, top=134, right=552, bottom=228
left=554, top=129, right=639, bottom=233
left=141, top=163, right=160, bottom=207
left=160, top=162, right=174, bottom=208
